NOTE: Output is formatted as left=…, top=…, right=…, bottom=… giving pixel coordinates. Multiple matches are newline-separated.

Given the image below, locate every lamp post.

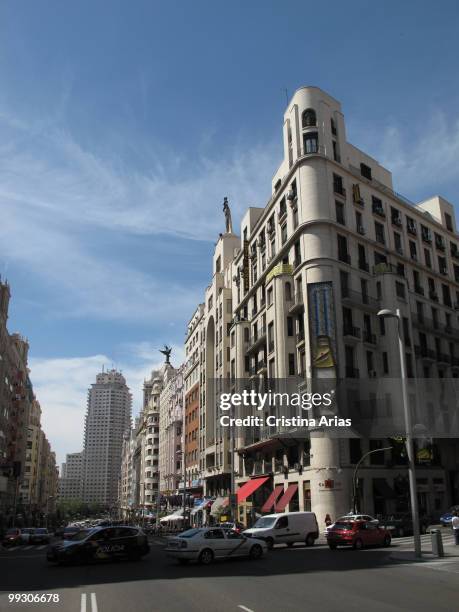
left=378, top=308, right=422, bottom=558
left=352, top=447, right=392, bottom=513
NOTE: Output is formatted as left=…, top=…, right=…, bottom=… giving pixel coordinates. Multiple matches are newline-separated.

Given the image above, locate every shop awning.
left=261, top=484, right=285, bottom=513
left=236, top=476, right=269, bottom=503
left=373, top=478, right=396, bottom=499
left=274, top=484, right=298, bottom=512
left=210, top=496, right=228, bottom=516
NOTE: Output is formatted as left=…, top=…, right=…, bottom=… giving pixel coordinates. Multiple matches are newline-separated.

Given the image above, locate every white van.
left=243, top=512, right=319, bottom=549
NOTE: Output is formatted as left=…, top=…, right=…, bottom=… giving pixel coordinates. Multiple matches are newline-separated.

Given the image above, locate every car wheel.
left=249, top=544, right=263, bottom=560
left=178, top=559, right=189, bottom=565
left=199, top=548, right=214, bottom=565
left=266, top=537, right=274, bottom=550
left=353, top=538, right=364, bottom=550
left=397, top=528, right=404, bottom=538
left=383, top=535, right=391, bottom=547
left=305, top=534, right=315, bottom=547
left=328, top=543, right=337, bottom=550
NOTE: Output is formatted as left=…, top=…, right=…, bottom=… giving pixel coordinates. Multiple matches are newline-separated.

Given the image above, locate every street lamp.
left=352, top=447, right=392, bottom=513
left=377, top=308, right=422, bottom=558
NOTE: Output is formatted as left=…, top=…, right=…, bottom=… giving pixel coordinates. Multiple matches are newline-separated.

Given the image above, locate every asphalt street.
left=0, top=532, right=458, bottom=612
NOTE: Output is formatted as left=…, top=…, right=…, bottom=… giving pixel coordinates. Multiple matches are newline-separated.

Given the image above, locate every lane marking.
left=81, top=593, right=87, bottom=612
left=91, top=593, right=98, bottom=612
left=37, top=545, right=46, bottom=550
left=238, top=606, right=255, bottom=612
left=23, top=546, right=33, bottom=550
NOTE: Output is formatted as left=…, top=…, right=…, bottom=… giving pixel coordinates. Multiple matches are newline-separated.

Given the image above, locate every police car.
left=46, top=526, right=149, bottom=564
left=165, top=527, right=267, bottom=565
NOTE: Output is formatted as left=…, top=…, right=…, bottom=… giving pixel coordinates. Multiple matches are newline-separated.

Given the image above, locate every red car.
left=326, top=520, right=391, bottom=550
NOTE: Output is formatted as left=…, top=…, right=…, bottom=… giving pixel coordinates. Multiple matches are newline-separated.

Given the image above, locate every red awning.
left=261, top=484, right=284, bottom=513
left=236, top=476, right=269, bottom=503
left=274, top=484, right=298, bottom=512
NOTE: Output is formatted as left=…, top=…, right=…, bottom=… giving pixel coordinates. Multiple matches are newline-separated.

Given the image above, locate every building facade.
left=183, top=86, right=459, bottom=525
left=159, top=363, right=184, bottom=495
left=59, top=452, right=83, bottom=501
left=82, top=369, right=132, bottom=506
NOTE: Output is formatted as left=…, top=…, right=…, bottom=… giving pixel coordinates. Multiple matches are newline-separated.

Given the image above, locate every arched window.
left=302, top=108, right=316, bottom=128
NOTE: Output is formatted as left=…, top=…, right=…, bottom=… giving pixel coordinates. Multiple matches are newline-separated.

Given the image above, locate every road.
left=0, top=531, right=458, bottom=612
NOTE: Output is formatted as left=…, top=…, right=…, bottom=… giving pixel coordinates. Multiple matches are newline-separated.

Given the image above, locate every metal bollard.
left=430, top=529, right=444, bottom=557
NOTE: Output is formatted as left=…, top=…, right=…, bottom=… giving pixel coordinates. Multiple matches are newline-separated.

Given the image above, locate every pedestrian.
left=325, top=514, right=332, bottom=527
left=452, top=510, right=459, bottom=545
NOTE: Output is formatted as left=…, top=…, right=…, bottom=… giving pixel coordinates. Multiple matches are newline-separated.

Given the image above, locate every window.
left=331, top=117, right=337, bottom=135
left=394, top=231, right=403, bottom=253
left=395, top=281, right=406, bottom=299
left=360, top=163, right=372, bottom=180
left=287, top=317, right=294, bottom=336
left=409, top=241, right=417, bottom=261
left=288, top=354, right=295, bottom=376
left=375, top=222, right=385, bottom=245
left=438, top=256, right=447, bottom=275
left=421, top=225, right=432, bottom=243
left=337, top=235, right=350, bottom=263
left=303, top=131, right=318, bottom=154
left=335, top=200, right=345, bottom=225
left=406, top=216, right=417, bottom=235
left=333, top=174, right=345, bottom=196
left=391, top=207, right=402, bottom=226
left=302, top=108, right=316, bottom=127
left=382, top=352, right=389, bottom=374
left=372, top=196, right=385, bottom=217
left=281, top=224, right=287, bottom=245
left=356, top=211, right=364, bottom=234
left=442, top=284, right=452, bottom=308
left=424, top=249, right=432, bottom=268
left=340, top=270, right=349, bottom=297
left=358, top=244, right=368, bottom=271
left=445, top=212, right=453, bottom=232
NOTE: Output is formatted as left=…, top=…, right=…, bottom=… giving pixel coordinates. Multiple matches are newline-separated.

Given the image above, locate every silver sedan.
left=165, top=527, right=267, bottom=565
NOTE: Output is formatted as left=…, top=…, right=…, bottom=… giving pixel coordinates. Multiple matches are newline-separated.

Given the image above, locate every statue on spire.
left=223, top=197, right=233, bottom=234
left=159, top=345, right=172, bottom=364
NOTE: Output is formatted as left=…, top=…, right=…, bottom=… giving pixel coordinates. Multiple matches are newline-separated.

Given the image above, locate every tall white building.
left=159, top=363, right=185, bottom=494
left=82, top=369, right=132, bottom=506
left=59, top=452, right=83, bottom=501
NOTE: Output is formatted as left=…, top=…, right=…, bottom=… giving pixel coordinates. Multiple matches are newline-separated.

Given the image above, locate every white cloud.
left=30, top=343, right=186, bottom=467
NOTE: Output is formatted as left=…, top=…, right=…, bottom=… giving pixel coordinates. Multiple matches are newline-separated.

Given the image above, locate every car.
left=61, top=526, right=80, bottom=540
left=326, top=520, right=391, bottom=550
left=165, top=527, right=267, bottom=565
left=440, top=506, right=459, bottom=527
left=20, top=528, right=36, bottom=543
left=325, top=513, right=379, bottom=534
left=378, top=513, right=430, bottom=537
left=243, top=512, right=319, bottom=549
left=219, top=521, right=245, bottom=534
left=30, top=528, right=50, bottom=544
left=47, top=526, right=149, bottom=565
left=2, top=528, right=24, bottom=547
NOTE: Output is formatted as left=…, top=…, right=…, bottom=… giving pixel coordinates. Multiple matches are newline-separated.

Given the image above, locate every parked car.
left=243, top=512, right=319, bottom=549
left=165, top=527, right=267, bottom=565
left=325, top=514, right=379, bottom=535
left=326, top=520, right=391, bottom=550
left=219, top=521, right=245, bottom=534
left=20, top=527, right=36, bottom=542
left=2, top=528, right=24, bottom=547
left=378, top=513, right=429, bottom=537
left=30, top=528, right=50, bottom=544
left=47, top=526, right=149, bottom=565
left=440, top=506, right=459, bottom=527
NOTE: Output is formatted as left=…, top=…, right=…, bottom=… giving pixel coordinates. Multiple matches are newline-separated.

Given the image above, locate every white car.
left=165, top=527, right=267, bottom=565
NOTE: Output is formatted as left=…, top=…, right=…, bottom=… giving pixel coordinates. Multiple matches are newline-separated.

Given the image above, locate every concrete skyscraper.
left=82, top=369, right=132, bottom=506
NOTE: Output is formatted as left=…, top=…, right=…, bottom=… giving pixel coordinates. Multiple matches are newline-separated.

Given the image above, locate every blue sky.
left=1, top=0, right=459, bottom=464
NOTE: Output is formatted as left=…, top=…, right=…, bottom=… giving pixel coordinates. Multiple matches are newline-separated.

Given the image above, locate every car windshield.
left=253, top=517, right=276, bottom=528
left=35, top=529, right=47, bottom=534
left=178, top=529, right=202, bottom=538
left=66, top=529, right=95, bottom=541
left=22, top=528, right=34, bottom=533
left=332, top=522, right=353, bottom=530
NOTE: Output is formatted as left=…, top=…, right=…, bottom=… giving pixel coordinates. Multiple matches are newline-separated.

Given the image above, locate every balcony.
left=296, top=329, right=305, bottom=345
left=363, top=330, right=377, bottom=344
left=246, top=327, right=267, bottom=353
left=372, top=204, right=386, bottom=218
left=338, top=252, right=351, bottom=265
left=392, top=216, right=402, bottom=227
left=334, top=182, right=346, bottom=198
left=436, top=237, right=446, bottom=251
left=345, top=366, right=360, bottom=379
left=289, top=292, right=304, bottom=314
left=414, top=345, right=436, bottom=361
left=341, top=288, right=380, bottom=310
left=421, top=231, right=432, bottom=244
left=414, top=284, right=425, bottom=296
left=407, top=223, right=417, bottom=236
left=343, top=325, right=361, bottom=340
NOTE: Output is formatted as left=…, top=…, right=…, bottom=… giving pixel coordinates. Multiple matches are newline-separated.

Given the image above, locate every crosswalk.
left=2, top=544, right=47, bottom=552
left=391, top=531, right=456, bottom=549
